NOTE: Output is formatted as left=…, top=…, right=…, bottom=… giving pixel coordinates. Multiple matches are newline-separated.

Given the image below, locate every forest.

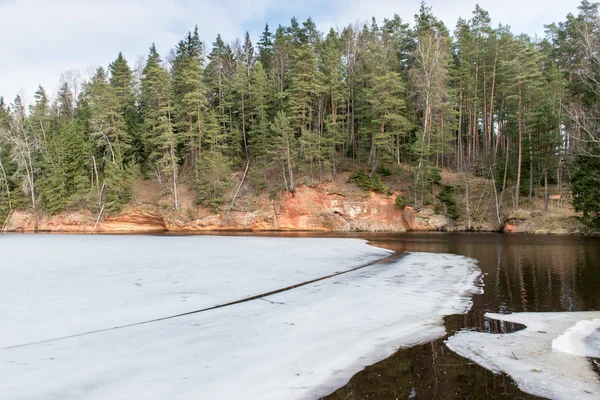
left=1, top=1, right=600, bottom=225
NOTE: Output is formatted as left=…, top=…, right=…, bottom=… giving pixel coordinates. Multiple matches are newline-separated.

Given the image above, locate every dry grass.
left=129, top=164, right=592, bottom=235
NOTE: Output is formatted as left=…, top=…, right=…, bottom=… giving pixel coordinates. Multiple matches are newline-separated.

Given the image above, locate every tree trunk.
left=286, top=135, right=294, bottom=191
left=498, top=136, right=510, bottom=212
left=515, top=87, right=523, bottom=210
left=189, top=115, right=196, bottom=179
left=489, top=50, right=498, bottom=159
left=241, top=89, right=248, bottom=160
left=0, top=157, right=12, bottom=210
left=168, top=109, right=178, bottom=210
left=483, top=60, right=488, bottom=150
left=465, top=171, right=471, bottom=231
left=457, top=87, right=463, bottom=171
left=544, top=167, right=548, bottom=212
left=528, top=125, right=534, bottom=203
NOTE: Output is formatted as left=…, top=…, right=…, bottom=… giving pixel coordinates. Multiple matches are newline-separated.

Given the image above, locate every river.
left=321, top=232, right=600, bottom=399
left=164, top=231, right=600, bottom=399
left=1, top=232, right=598, bottom=399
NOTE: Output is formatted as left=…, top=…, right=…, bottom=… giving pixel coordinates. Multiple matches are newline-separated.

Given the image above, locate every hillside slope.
left=1, top=169, right=591, bottom=235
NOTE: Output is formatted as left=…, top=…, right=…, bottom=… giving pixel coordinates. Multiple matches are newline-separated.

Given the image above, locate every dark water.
left=163, top=231, right=600, bottom=398
left=319, top=232, right=600, bottom=400
left=200, top=231, right=600, bottom=399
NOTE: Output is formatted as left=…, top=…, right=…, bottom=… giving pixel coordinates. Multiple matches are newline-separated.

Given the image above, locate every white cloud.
left=317, top=0, right=578, bottom=36
left=0, top=0, right=581, bottom=105
left=0, top=0, right=278, bottom=104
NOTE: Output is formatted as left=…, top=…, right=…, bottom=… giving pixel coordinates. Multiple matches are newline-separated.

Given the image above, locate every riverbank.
left=1, top=183, right=447, bottom=233
left=1, top=172, right=591, bottom=235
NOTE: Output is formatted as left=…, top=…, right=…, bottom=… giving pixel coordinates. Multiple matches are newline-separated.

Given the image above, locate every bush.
left=370, top=173, right=389, bottom=194
left=348, top=168, right=390, bottom=194
left=572, top=148, right=600, bottom=225
left=197, top=152, right=232, bottom=209
left=438, top=185, right=459, bottom=220
left=376, top=166, right=392, bottom=177
left=428, top=167, right=442, bottom=185
left=395, top=195, right=406, bottom=209
left=104, top=162, right=138, bottom=213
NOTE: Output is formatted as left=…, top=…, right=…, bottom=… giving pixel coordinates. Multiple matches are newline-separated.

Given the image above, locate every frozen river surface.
left=0, top=235, right=481, bottom=400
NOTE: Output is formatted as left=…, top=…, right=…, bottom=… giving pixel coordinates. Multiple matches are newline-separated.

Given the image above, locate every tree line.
left=1, top=1, right=599, bottom=222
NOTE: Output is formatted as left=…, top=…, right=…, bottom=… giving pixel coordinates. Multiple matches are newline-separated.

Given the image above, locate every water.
left=169, top=230, right=600, bottom=399
left=320, top=232, right=600, bottom=399
left=3, top=232, right=599, bottom=399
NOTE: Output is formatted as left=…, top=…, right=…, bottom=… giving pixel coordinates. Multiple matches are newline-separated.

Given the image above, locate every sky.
left=0, top=0, right=582, bottom=106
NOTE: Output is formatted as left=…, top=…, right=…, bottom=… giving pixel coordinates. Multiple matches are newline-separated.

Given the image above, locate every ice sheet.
left=553, top=319, right=600, bottom=358
left=0, top=235, right=391, bottom=348
left=0, top=251, right=482, bottom=400
left=446, top=312, right=600, bottom=400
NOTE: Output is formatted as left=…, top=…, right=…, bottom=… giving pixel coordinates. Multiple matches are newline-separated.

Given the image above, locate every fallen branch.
left=225, top=160, right=250, bottom=219
left=93, top=204, right=105, bottom=233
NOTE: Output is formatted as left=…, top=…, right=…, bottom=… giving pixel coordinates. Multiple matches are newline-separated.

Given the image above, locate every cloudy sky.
left=0, top=0, right=581, bottom=105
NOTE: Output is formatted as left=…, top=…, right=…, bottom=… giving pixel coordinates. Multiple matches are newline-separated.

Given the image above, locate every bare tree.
left=564, top=11, right=600, bottom=154
left=409, top=27, right=452, bottom=205
left=0, top=102, right=41, bottom=208
left=0, top=147, right=12, bottom=210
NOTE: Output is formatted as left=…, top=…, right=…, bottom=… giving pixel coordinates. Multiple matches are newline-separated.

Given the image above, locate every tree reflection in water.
left=322, top=232, right=600, bottom=400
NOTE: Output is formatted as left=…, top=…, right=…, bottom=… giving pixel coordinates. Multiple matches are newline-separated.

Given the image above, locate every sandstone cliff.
left=2, top=170, right=588, bottom=235
left=2, top=183, right=449, bottom=233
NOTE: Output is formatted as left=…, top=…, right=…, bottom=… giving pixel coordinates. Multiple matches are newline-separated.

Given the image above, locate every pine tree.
left=83, top=67, right=130, bottom=167
left=172, top=30, right=207, bottom=176
left=141, top=44, right=180, bottom=209
left=38, top=119, right=89, bottom=212
left=367, top=71, right=409, bottom=174
left=108, top=52, right=142, bottom=164
left=320, top=28, right=345, bottom=176
left=248, top=62, right=272, bottom=160
left=57, top=82, right=75, bottom=118
left=257, top=24, right=274, bottom=69
left=271, top=111, right=296, bottom=190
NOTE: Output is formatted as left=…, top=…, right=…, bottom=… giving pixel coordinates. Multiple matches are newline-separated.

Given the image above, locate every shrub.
left=197, top=152, right=233, bottom=209
left=348, top=168, right=389, bottom=194
left=428, top=167, right=442, bottom=185
left=376, top=166, right=392, bottom=177
left=395, top=195, right=406, bottom=209
left=438, top=185, right=459, bottom=220
left=572, top=148, right=600, bottom=225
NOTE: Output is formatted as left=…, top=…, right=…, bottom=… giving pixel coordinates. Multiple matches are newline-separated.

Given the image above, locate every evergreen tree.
left=0, top=2, right=595, bottom=222
left=172, top=30, right=207, bottom=176
left=572, top=146, right=600, bottom=222
left=248, top=62, right=272, bottom=160
left=320, top=29, right=345, bottom=175
left=141, top=44, right=180, bottom=209
left=108, top=52, right=142, bottom=164
left=38, top=119, right=89, bottom=212
left=257, top=24, right=274, bottom=69
left=271, top=111, right=296, bottom=191
left=83, top=67, right=130, bottom=167
left=366, top=71, right=409, bottom=174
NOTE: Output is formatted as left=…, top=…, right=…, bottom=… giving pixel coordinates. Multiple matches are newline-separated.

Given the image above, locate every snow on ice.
left=446, top=312, right=600, bottom=400
left=0, top=236, right=482, bottom=400
left=0, top=235, right=391, bottom=348
left=553, top=318, right=600, bottom=358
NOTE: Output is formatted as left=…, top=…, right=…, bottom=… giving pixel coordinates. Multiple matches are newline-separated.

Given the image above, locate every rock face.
left=3, top=208, right=167, bottom=233
left=2, top=185, right=449, bottom=233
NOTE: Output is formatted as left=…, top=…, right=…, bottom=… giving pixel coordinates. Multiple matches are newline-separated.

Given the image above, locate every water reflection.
left=321, top=232, right=600, bottom=399
left=162, top=231, right=599, bottom=398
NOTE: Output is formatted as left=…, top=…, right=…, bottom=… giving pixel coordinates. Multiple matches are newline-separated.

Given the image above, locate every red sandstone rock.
left=2, top=185, right=450, bottom=233
left=504, top=224, right=518, bottom=233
